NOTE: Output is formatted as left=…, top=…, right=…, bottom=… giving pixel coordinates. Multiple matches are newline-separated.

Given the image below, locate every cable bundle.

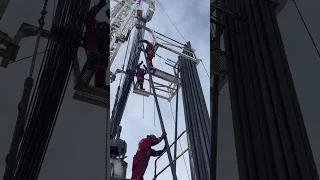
left=13, top=0, right=91, bottom=179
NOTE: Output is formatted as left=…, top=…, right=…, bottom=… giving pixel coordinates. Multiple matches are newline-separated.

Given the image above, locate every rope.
left=292, top=0, right=320, bottom=59
left=200, top=60, right=210, bottom=78
left=155, top=0, right=187, bottom=43
left=8, top=51, right=45, bottom=64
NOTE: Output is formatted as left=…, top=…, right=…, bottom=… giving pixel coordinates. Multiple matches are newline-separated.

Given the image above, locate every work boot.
left=95, top=84, right=109, bottom=91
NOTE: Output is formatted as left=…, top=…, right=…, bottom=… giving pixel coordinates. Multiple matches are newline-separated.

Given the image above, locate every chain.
left=38, top=0, right=48, bottom=29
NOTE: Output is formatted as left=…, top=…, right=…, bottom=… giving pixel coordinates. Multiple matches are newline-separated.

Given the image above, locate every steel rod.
left=142, top=46, right=178, bottom=180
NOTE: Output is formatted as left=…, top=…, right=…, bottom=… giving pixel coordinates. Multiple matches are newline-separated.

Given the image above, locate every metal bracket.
left=0, top=22, right=51, bottom=68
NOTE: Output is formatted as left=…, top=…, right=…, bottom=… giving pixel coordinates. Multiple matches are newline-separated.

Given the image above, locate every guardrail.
left=153, top=130, right=189, bottom=180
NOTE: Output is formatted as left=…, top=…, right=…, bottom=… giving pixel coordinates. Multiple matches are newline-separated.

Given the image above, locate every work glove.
left=160, top=132, right=167, bottom=139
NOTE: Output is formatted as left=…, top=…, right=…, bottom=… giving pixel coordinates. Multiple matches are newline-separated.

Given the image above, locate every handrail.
left=153, top=130, right=188, bottom=179
left=154, top=148, right=189, bottom=179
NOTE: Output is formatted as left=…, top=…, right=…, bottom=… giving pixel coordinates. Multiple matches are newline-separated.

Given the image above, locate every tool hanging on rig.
left=3, top=0, right=48, bottom=179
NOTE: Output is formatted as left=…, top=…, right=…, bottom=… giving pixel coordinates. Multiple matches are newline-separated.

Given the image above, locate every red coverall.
left=136, top=63, right=146, bottom=90
left=131, top=137, right=165, bottom=180
left=141, top=40, right=154, bottom=68
left=84, top=3, right=109, bottom=88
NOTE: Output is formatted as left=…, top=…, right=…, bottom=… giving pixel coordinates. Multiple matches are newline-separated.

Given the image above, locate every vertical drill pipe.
left=211, top=74, right=219, bottom=180
left=210, top=0, right=222, bottom=179
left=106, top=108, right=111, bottom=180
left=179, top=41, right=211, bottom=179
left=173, top=83, right=179, bottom=173
left=142, top=48, right=178, bottom=180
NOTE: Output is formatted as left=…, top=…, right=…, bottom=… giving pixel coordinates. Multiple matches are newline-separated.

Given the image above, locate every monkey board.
left=132, top=62, right=180, bottom=102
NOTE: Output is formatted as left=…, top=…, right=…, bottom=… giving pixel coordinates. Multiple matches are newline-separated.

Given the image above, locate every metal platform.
left=73, top=85, right=109, bottom=108
left=132, top=87, right=152, bottom=97
left=132, top=70, right=180, bottom=101
left=152, top=68, right=181, bottom=85
left=72, top=56, right=110, bottom=108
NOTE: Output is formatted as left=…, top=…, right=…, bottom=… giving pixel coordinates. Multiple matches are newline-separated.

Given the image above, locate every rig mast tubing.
left=173, top=71, right=179, bottom=172
left=210, top=0, right=222, bottom=179
left=110, top=19, right=147, bottom=138
left=179, top=42, right=211, bottom=180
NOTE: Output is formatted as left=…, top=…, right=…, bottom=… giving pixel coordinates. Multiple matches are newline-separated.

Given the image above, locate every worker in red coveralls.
left=139, top=40, right=155, bottom=69
left=136, top=61, right=147, bottom=90
left=83, top=0, right=109, bottom=90
left=131, top=133, right=167, bottom=180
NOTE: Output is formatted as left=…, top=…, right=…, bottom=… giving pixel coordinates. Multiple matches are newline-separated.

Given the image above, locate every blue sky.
left=110, top=0, right=210, bottom=179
